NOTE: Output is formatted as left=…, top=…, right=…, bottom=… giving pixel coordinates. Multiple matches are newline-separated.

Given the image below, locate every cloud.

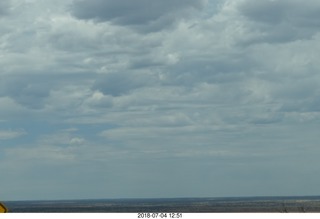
left=238, top=0, right=287, bottom=24
left=0, top=129, right=26, bottom=140
left=0, top=0, right=10, bottom=17
left=239, top=0, right=320, bottom=26
left=92, top=71, right=159, bottom=96
left=236, top=0, right=320, bottom=43
left=2, top=0, right=320, bottom=200
left=71, top=0, right=206, bottom=32
left=0, top=96, right=28, bottom=117
left=0, top=75, right=52, bottom=109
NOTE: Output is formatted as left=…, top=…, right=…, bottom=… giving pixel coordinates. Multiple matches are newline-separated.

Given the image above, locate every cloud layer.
left=238, top=0, right=320, bottom=43
left=0, top=0, right=10, bottom=16
left=1, top=0, right=320, bottom=200
left=71, top=0, right=206, bottom=32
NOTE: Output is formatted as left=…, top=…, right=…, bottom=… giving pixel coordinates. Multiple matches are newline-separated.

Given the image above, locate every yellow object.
left=0, top=202, right=8, bottom=213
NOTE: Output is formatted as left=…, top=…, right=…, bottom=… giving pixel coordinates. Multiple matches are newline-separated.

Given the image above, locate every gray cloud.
left=164, top=54, right=256, bottom=87
left=0, top=75, right=51, bottom=109
left=71, top=0, right=206, bottom=32
left=0, top=0, right=10, bottom=16
left=0, top=73, right=92, bottom=110
left=239, top=0, right=320, bottom=26
left=237, top=0, right=320, bottom=43
left=92, top=71, right=159, bottom=96
left=2, top=0, right=320, bottom=201
left=239, top=0, right=287, bottom=24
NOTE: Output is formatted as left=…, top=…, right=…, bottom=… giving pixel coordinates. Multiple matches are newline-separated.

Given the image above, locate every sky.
left=1, top=0, right=320, bottom=201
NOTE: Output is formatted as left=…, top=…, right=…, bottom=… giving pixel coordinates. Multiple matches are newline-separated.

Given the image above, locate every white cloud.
left=0, top=129, right=26, bottom=140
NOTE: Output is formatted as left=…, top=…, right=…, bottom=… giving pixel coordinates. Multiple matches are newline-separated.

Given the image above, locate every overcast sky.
left=1, top=0, right=320, bottom=201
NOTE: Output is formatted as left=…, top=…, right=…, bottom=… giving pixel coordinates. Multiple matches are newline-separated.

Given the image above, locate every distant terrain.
left=4, top=196, right=320, bottom=213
